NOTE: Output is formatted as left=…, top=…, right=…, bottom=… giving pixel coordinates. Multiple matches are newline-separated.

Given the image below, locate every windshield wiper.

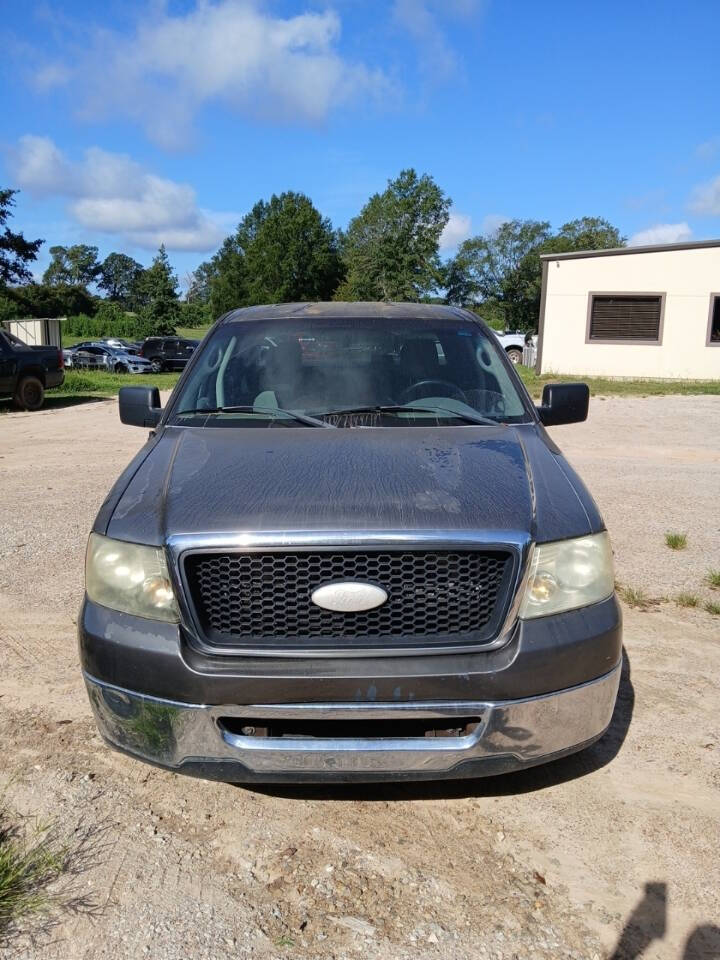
left=174, top=405, right=335, bottom=428
left=317, top=405, right=501, bottom=426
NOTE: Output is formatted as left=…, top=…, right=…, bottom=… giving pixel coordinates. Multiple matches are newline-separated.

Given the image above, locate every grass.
left=55, top=369, right=180, bottom=399
left=0, top=808, right=100, bottom=945
left=704, top=601, right=720, bottom=616
left=706, top=569, right=720, bottom=590
left=617, top=584, right=653, bottom=609
left=516, top=366, right=720, bottom=400
left=676, top=592, right=700, bottom=608
left=664, top=532, right=688, bottom=550
left=175, top=324, right=211, bottom=341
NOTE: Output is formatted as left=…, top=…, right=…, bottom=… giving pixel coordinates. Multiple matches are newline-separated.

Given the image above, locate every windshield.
left=171, top=316, right=530, bottom=427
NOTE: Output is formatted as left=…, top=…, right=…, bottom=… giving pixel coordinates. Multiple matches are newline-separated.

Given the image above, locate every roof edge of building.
left=540, top=238, right=720, bottom=262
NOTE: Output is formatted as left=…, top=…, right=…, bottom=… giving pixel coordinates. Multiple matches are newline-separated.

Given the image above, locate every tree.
left=201, top=192, right=342, bottom=316
left=134, top=245, right=180, bottom=334
left=98, top=253, right=144, bottom=305
left=543, top=216, right=626, bottom=256
left=0, top=189, right=43, bottom=286
left=445, top=216, right=627, bottom=332
left=445, top=220, right=551, bottom=330
left=6, top=282, right=96, bottom=319
left=43, top=244, right=101, bottom=287
left=338, top=169, right=450, bottom=302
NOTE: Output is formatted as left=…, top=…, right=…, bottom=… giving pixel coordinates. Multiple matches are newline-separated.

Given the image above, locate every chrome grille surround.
left=167, top=530, right=532, bottom=659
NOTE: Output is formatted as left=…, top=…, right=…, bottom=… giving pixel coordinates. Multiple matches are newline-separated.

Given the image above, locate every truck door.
left=0, top=332, right=18, bottom=395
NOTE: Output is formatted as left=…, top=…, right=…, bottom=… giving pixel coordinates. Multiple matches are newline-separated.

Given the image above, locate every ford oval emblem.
left=311, top=581, right=388, bottom=613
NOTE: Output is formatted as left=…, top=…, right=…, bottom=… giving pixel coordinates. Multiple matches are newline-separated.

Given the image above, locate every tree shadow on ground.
left=0, top=394, right=111, bottom=414
left=245, top=647, right=634, bottom=802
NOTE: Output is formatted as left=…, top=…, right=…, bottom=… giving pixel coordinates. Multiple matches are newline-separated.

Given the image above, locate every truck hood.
left=104, top=424, right=602, bottom=546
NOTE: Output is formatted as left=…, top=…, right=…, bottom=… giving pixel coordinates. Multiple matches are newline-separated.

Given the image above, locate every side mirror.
left=537, top=382, right=589, bottom=426
left=119, top=386, right=162, bottom=427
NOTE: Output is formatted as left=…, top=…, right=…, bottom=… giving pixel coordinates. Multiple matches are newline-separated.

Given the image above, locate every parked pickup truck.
left=0, top=329, right=64, bottom=410
left=80, top=302, right=621, bottom=784
left=492, top=330, right=528, bottom=365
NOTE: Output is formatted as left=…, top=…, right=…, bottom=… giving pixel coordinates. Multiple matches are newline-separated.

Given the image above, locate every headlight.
left=85, top=533, right=179, bottom=622
left=519, top=532, right=614, bottom=619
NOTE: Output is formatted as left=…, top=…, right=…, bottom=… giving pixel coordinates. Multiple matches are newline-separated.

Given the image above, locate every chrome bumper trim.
left=84, top=664, right=620, bottom=780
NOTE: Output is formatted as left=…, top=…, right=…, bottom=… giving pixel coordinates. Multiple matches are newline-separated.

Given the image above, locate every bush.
left=179, top=300, right=213, bottom=328
left=63, top=303, right=176, bottom=340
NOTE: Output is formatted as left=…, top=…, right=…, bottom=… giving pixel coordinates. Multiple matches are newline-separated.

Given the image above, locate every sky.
left=2, top=0, right=720, bottom=286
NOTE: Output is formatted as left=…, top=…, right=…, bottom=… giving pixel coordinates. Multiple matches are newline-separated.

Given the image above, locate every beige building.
left=536, top=239, right=720, bottom=380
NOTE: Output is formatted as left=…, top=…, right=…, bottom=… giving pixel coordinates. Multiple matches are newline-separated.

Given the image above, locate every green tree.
left=0, top=189, right=43, bottom=286
left=201, top=192, right=342, bottom=316
left=43, top=244, right=101, bottom=287
left=98, top=253, right=144, bottom=304
left=445, top=220, right=551, bottom=331
left=134, top=245, right=180, bottom=334
left=338, top=169, right=450, bottom=302
left=543, top=216, right=626, bottom=255
left=7, top=283, right=96, bottom=319
left=445, top=216, right=626, bottom=332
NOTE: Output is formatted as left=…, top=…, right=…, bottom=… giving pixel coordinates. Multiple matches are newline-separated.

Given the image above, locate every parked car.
left=0, top=329, right=64, bottom=410
left=101, top=338, right=141, bottom=354
left=139, top=337, right=199, bottom=372
left=80, top=302, right=620, bottom=784
left=492, top=330, right=528, bottom=365
left=68, top=342, right=153, bottom=374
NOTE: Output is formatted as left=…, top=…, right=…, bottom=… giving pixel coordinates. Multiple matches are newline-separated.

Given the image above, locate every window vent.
left=589, top=295, right=662, bottom=342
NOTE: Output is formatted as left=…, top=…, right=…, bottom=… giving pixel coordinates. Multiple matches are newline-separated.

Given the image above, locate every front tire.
left=114, top=363, right=128, bottom=373
left=506, top=347, right=523, bottom=365
left=14, top=375, right=45, bottom=411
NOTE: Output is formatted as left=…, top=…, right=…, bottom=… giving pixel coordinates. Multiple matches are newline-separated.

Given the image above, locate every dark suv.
left=80, top=303, right=621, bottom=784
left=139, top=337, right=198, bottom=372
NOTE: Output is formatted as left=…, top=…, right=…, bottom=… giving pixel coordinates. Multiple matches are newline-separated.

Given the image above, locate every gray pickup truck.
left=79, top=302, right=621, bottom=784
left=0, top=329, right=65, bottom=409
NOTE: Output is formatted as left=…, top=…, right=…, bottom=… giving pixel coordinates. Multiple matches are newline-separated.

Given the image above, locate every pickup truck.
left=492, top=330, right=527, bottom=365
left=80, top=302, right=620, bottom=784
left=0, top=329, right=65, bottom=410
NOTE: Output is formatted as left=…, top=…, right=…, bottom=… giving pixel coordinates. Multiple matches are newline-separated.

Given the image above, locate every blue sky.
left=3, top=0, right=720, bottom=285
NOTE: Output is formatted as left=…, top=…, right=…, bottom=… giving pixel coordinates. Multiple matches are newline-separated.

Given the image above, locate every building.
left=536, top=239, right=720, bottom=380
left=4, top=317, right=63, bottom=348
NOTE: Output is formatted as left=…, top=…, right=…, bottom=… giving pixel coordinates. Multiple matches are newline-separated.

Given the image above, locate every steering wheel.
left=399, top=379, right=469, bottom=404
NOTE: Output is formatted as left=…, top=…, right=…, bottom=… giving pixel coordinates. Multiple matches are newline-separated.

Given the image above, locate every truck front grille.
left=182, top=548, right=514, bottom=651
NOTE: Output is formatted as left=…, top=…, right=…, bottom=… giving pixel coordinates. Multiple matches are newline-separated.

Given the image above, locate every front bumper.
left=84, top=664, right=620, bottom=783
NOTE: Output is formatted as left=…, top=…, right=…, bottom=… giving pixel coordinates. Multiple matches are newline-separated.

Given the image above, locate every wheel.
left=14, top=375, right=45, bottom=411
left=114, top=363, right=128, bottom=373
left=150, top=358, right=163, bottom=373
left=506, top=347, right=523, bottom=365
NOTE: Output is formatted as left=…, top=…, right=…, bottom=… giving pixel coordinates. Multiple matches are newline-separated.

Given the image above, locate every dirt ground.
left=0, top=394, right=718, bottom=959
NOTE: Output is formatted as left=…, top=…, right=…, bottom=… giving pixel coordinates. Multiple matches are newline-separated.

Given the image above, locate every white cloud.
left=8, top=135, right=226, bottom=252
left=695, top=137, right=720, bottom=162
left=628, top=222, right=693, bottom=246
left=689, top=174, right=720, bottom=215
left=440, top=211, right=472, bottom=250
left=480, top=213, right=508, bottom=236
left=392, top=0, right=484, bottom=79
left=47, top=2, right=389, bottom=149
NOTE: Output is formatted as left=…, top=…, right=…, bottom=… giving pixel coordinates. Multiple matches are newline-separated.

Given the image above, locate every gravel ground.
left=0, top=393, right=718, bottom=959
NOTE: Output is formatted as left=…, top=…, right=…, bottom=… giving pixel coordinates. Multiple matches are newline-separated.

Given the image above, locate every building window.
left=708, top=295, right=720, bottom=345
left=588, top=295, right=663, bottom=343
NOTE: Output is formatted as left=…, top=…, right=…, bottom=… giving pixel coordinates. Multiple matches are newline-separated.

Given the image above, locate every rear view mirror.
left=119, top=386, right=162, bottom=427
left=537, top=382, right=589, bottom=426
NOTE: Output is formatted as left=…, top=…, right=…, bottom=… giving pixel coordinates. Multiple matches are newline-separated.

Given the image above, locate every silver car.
left=70, top=343, right=153, bottom=374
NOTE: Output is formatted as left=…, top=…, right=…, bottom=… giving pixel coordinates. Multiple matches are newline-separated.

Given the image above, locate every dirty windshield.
left=172, top=316, right=530, bottom=426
